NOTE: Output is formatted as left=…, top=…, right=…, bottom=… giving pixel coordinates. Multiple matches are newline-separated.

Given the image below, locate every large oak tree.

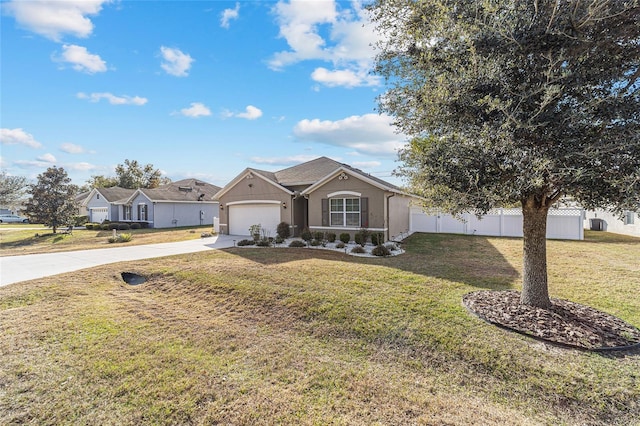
left=369, top=0, right=640, bottom=308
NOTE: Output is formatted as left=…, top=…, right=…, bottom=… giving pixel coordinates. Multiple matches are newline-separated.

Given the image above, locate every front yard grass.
left=0, top=231, right=638, bottom=425
left=0, top=225, right=212, bottom=256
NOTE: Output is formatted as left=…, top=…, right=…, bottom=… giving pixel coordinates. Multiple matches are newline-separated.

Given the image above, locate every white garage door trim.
left=228, top=202, right=281, bottom=237
left=91, top=207, right=108, bottom=223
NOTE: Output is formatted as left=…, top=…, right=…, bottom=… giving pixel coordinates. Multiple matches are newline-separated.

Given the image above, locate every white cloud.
left=0, top=128, right=43, bottom=149
left=77, top=92, right=148, bottom=105
left=160, top=46, right=194, bottom=77
left=220, top=3, right=240, bottom=29
left=250, top=155, right=319, bottom=167
left=55, top=44, right=107, bottom=74
left=66, top=162, right=99, bottom=171
left=293, top=113, right=406, bottom=156
left=14, top=159, right=52, bottom=169
left=3, top=0, right=110, bottom=41
left=269, top=1, right=380, bottom=88
left=60, top=143, right=85, bottom=154
left=311, top=67, right=380, bottom=88
left=37, top=153, right=57, bottom=163
left=176, top=102, right=211, bottom=118
left=236, top=105, right=263, bottom=120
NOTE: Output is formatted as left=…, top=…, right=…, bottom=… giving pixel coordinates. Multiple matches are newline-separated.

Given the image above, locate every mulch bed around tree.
left=463, top=291, right=640, bottom=351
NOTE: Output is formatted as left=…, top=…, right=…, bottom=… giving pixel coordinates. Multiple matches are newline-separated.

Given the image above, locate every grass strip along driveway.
left=1, top=232, right=638, bottom=425
left=0, top=225, right=212, bottom=256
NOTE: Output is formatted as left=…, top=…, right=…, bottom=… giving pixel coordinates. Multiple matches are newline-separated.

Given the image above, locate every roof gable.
left=213, top=168, right=293, bottom=199
left=301, top=166, right=402, bottom=195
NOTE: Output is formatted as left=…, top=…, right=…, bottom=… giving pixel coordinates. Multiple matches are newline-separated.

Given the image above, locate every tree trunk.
left=520, top=198, right=551, bottom=309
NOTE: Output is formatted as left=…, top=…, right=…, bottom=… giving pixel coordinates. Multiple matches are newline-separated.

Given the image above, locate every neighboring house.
left=584, top=208, right=639, bottom=237
left=83, top=179, right=221, bottom=228
left=124, top=179, right=220, bottom=228
left=75, top=191, right=91, bottom=217
left=84, top=187, right=136, bottom=223
left=214, top=157, right=414, bottom=240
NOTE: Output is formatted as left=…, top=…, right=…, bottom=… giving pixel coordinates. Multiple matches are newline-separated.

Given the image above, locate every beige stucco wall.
left=388, top=194, right=412, bottom=240
left=307, top=174, right=386, bottom=231
left=217, top=175, right=292, bottom=234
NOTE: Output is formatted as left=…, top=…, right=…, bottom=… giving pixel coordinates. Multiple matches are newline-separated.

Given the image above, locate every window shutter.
left=322, top=198, right=329, bottom=226
left=360, top=197, right=368, bottom=227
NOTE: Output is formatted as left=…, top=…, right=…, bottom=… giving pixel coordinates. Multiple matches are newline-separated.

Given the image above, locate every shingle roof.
left=139, top=179, right=221, bottom=202
left=274, top=157, right=344, bottom=186
left=96, top=187, right=136, bottom=203
left=275, top=156, right=401, bottom=191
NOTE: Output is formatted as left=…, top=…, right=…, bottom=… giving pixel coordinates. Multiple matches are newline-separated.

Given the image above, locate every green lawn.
left=0, top=231, right=638, bottom=425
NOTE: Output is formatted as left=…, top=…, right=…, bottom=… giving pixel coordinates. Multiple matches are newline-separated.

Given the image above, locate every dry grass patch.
left=0, top=226, right=211, bottom=256
left=1, top=232, right=638, bottom=425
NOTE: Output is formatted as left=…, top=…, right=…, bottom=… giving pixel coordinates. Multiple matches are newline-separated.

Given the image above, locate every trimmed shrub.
left=371, top=232, right=384, bottom=246
left=74, top=215, right=89, bottom=226
left=109, top=223, right=120, bottom=230
left=274, top=236, right=284, bottom=244
left=339, top=233, right=350, bottom=244
left=277, top=222, right=291, bottom=239
left=118, top=223, right=131, bottom=230
left=371, top=244, right=391, bottom=257
left=313, top=231, right=324, bottom=241
left=336, top=242, right=346, bottom=249
left=355, top=228, right=371, bottom=246
left=327, top=232, right=336, bottom=243
left=130, top=223, right=142, bottom=230
left=310, top=239, right=321, bottom=246
left=351, top=245, right=366, bottom=254
left=237, top=239, right=256, bottom=246
left=301, top=228, right=313, bottom=242
left=256, top=239, right=271, bottom=247
left=101, top=224, right=111, bottom=230
left=85, top=223, right=98, bottom=230
left=288, top=240, right=306, bottom=248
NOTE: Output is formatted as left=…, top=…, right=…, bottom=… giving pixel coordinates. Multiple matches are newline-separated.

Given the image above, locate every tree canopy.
left=86, top=159, right=170, bottom=189
left=369, top=0, right=640, bottom=307
left=0, top=171, right=28, bottom=208
left=24, top=166, right=79, bottom=233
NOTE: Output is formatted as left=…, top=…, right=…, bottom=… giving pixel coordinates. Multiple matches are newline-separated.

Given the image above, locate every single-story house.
left=84, top=179, right=221, bottom=228
left=214, top=156, right=414, bottom=240
left=84, top=186, right=136, bottom=224
left=584, top=208, right=639, bottom=237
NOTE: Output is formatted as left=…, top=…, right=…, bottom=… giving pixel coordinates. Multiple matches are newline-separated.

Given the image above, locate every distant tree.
left=114, top=159, right=170, bottom=189
left=24, top=166, right=79, bottom=233
left=370, top=0, right=640, bottom=308
left=0, top=171, right=28, bottom=207
left=85, top=174, right=118, bottom=189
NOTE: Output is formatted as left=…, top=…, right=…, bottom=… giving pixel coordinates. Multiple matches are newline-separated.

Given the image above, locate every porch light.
left=282, top=201, right=287, bottom=209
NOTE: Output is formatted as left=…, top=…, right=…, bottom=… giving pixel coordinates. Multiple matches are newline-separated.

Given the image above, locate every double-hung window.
left=123, top=206, right=132, bottom=221
left=330, top=198, right=360, bottom=227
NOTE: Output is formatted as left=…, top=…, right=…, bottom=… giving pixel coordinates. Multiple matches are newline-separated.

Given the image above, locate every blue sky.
left=1, top=0, right=408, bottom=188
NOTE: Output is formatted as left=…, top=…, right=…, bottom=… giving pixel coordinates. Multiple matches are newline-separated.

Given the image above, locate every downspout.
left=386, top=192, right=395, bottom=242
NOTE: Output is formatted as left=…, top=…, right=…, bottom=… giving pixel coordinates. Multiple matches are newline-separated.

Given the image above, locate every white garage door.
left=229, top=204, right=280, bottom=237
left=91, top=207, right=108, bottom=223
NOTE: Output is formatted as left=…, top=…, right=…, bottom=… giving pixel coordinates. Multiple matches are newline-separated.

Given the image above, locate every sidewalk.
left=0, top=235, right=238, bottom=287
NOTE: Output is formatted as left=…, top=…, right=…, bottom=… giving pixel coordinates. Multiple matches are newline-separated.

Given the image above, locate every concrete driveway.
left=0, top=234, right=238, bottom=287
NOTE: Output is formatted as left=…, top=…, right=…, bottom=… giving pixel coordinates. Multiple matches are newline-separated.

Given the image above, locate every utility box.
left=590, top=218, right=604, bottom=231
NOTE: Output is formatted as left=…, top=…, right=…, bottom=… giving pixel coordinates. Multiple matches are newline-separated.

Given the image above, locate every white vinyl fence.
left=409, top=207, right=584, bottom=240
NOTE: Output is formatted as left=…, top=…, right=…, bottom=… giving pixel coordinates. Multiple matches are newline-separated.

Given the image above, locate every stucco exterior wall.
left=388, top=194, right=412, bottom=240
left=307, top=174, right=386, bottom=232
left=130, top=193, right=154, bottom=224
left=152, top=202, right=218, bottom=228
left=584, top=209, right=640, bottom=237
left=85, top=193, right=111, bottom=222
left=217, top=175, right=292, bottom=234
